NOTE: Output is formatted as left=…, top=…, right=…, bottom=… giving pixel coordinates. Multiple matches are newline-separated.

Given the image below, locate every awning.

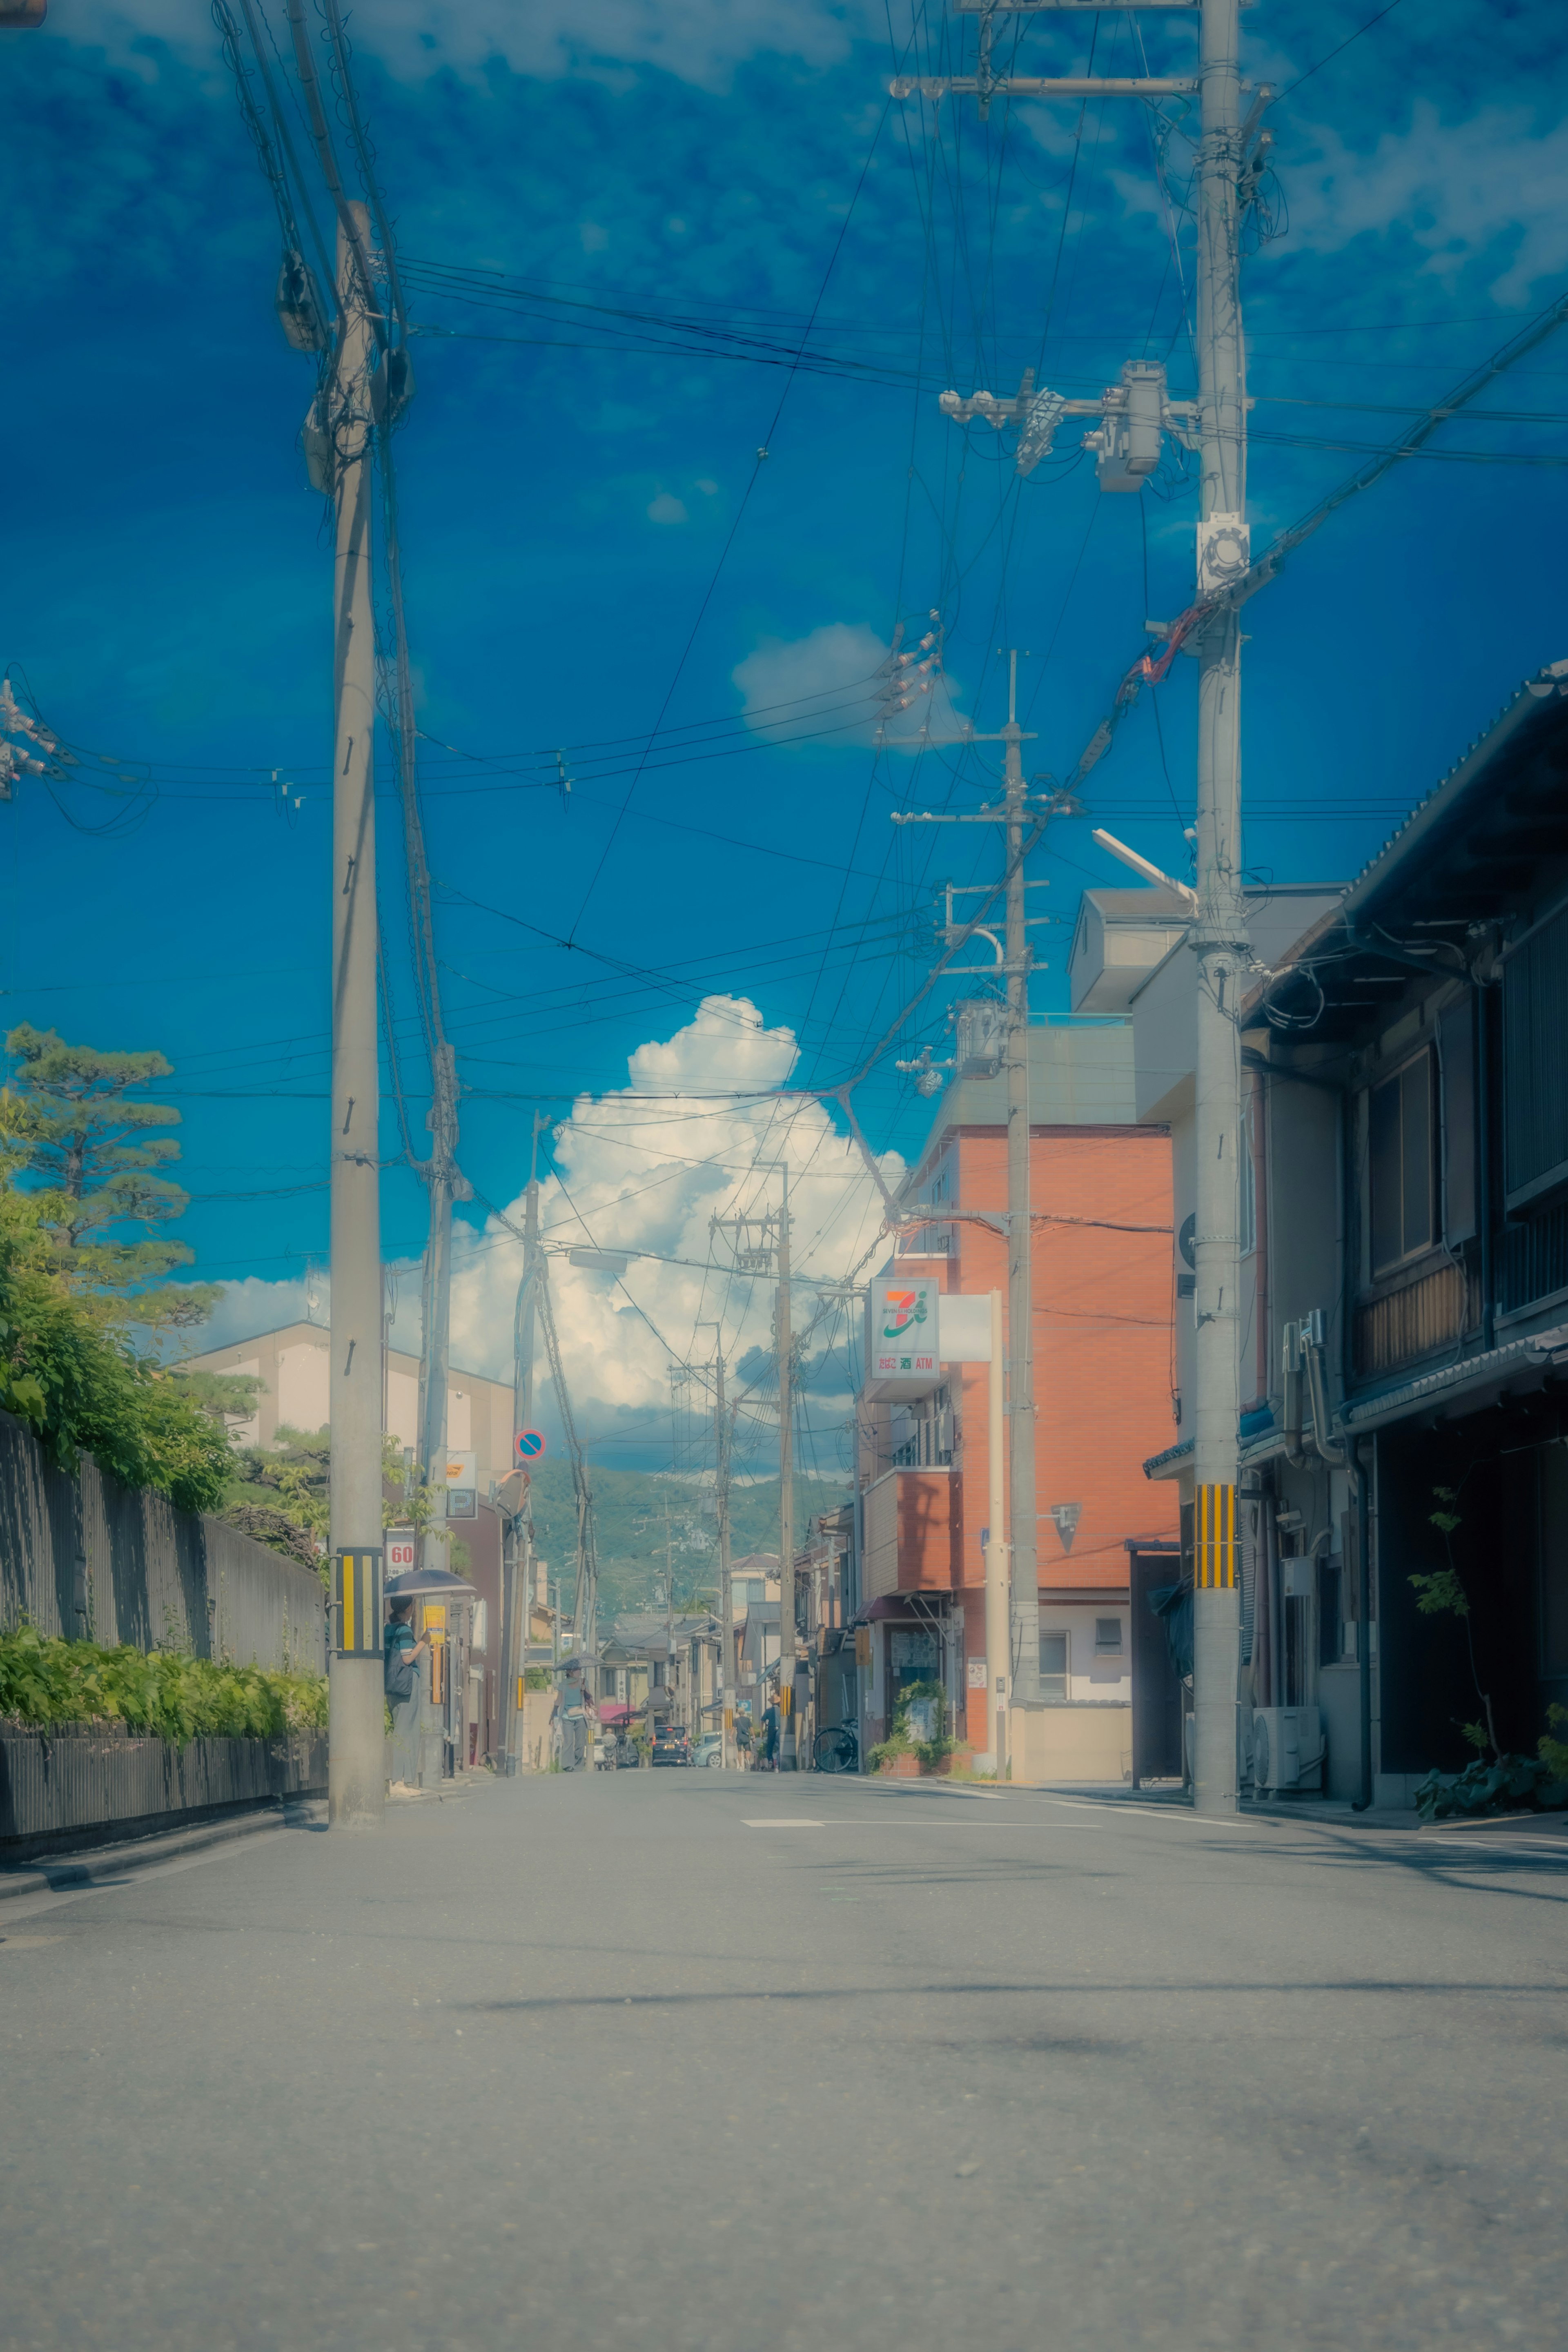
left=846, top=1592, right=953, bottom=1629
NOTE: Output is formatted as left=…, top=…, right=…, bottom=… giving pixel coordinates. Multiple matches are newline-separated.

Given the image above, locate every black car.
left=651, top=1726, right=690, bottom=1767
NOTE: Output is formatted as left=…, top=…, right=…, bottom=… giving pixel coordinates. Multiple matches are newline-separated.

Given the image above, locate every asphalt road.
left=4, top=1771, right=1566, bottom=2351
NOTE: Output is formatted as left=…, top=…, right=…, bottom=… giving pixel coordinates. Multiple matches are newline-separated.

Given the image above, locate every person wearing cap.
left=384, top=1595, right=430, bottom=1793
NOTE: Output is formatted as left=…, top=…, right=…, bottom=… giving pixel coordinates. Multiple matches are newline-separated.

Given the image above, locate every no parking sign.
left=515, top=1428, right=547, bottom=1463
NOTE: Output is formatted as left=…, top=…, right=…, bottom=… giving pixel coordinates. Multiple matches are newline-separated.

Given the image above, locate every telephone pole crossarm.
left=892, top=74, right=1196, bottom=97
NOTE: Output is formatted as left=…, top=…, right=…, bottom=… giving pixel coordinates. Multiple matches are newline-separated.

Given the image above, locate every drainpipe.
left=1281, top=1322, right=1307, bottom=1466
left=1478, top=981, right=1495, bottom=1352
left=1352, top=1435, right=1374, bottom=1811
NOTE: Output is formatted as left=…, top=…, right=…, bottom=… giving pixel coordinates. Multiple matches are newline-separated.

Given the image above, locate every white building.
left=181, top=1319, right=515, bottom=1492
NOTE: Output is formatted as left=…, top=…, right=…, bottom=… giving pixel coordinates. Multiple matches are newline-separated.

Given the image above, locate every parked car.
left=692, top=1732, right=724, bottom=1768
left=650, top=1726, right=690, bottom=1768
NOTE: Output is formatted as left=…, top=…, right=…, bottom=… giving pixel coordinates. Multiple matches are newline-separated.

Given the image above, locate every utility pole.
left=715, top=1346, right=733, bottom=1768
left=984, top=1287, right=1008, bottom=1775
left=691, top=1321, right=733, bottom=1766
left=326, top=203, right=385, bottom=1829
left=889, top=0, right=1254, bottom=1815
left=417, top=1042, right=458, bottom=1575
left=499, top=1114, right=543, bottom=1773
left=891, top=652, right=1047, bottom=1762
left=1001, top=655, right=1039, bottom=1726
left=775, top=1162, right=797, bottom=1768
left=1187, top=0, right=1249, bottom=1817
left=664, top=1506, right=677, bottom=1729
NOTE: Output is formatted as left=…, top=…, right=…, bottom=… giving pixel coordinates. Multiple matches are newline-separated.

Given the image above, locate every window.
left=1317, top=1560, right=1344, bottom=1668
left=1040, top=1630, right=1069, bottom=1702
left=1369, top=1050, right=1434, bottom=1274
left=1094, top=1617, right=1123, bottom=1654
left=1505, top=902, right=1568, bottom=1205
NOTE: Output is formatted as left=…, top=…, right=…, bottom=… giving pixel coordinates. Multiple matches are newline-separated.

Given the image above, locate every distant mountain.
left=519, top=1459, right=851, bottom=1617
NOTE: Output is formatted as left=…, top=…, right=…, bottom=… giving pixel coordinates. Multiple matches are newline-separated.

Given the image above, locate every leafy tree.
left=223, top=1426, right=433, bottom=1561
left=169, top=1368, right=265, bottom=1424
left=0, top=1025, right=219, bottom=1330
left=230, top=1423, right=330, bottom=1542
left=0, top=1177, right=232, bottom=1513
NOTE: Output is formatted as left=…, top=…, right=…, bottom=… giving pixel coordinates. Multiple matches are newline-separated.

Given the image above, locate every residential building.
left=851, top=1019, right=1180, bottom=1782
left=1233, top=663, right=1568, bottom=1802
left=180, top=1318, right=514, bottom=1492
left=1116, top=658, right=1568, bottom=1806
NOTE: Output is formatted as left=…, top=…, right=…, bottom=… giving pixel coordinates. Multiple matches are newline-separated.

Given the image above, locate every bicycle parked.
left=812, top=1722, right=860, bottom=1774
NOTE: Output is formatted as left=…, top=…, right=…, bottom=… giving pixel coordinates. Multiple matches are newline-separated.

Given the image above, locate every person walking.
left=384, top=1596, right=430, bottom=1794
left=761, top=1699, right=780, bottom=1773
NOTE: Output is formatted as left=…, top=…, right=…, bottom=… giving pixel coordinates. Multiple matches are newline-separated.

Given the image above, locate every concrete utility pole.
left=327, top=203, right=385, bottom=1829
left=984, top=1286, right=1009, bottom=1776
left=1188, top=0, right=1249, bottom=1817
left=664, top=1507, right=677, bottom=1728
left=775, top=1162, right=797, bottom=1768
left=497, top=1112, right=545, bottom=1772
left=417, top=1041, right=458, bottom=1575
left=715, top=1346, right=733, bottom=1767
left=891, top=653, right=1045, bottom=1761
left=1001, top=654, right=1039, bottom=1724
left=889, top=0, right=1253, bottom=1811
left=692, top=1321, right=733, bottom=1766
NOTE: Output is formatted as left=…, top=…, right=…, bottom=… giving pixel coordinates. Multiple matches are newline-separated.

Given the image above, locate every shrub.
left=0, top=1622, right=327, bottom=1743
left=869, top=1679, right=953, bottom=1775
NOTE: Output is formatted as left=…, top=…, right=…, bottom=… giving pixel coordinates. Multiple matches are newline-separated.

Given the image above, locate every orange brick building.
left=850, top=1022, right=1180, bottom=1782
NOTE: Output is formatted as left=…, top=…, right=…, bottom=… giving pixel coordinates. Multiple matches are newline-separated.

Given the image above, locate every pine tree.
left=0, top=1025, right=220, bottom=1330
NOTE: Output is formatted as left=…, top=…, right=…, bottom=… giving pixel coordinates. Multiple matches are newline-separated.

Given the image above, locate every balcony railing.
left=1499, top=1200, right=1568, bottom=1317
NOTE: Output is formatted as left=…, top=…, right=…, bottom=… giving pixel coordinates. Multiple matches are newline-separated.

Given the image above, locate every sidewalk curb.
left=0, top=1800, right=315, bottom=1904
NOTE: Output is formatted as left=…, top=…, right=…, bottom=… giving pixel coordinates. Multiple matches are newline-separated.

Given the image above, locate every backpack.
left=384, top=1634, right=417, bottom=1704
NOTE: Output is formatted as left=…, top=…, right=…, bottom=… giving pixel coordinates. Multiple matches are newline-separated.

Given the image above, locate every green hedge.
left=0, top=1623, right=328, bottom=1743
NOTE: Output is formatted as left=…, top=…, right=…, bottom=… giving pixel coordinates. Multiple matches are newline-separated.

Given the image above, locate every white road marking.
left=743, top=1819, right=826, bottom=1829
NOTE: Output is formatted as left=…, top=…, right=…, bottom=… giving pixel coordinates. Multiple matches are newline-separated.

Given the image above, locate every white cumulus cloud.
left=733, top=619, right=967, bottom=753
left=56, top=0, right=883, bottom=94
left=1284, top=101, right=1568, bottom=304
left=194, top=995, right=902, bottom=1457
left=443, top=993, right=899, bottom=1444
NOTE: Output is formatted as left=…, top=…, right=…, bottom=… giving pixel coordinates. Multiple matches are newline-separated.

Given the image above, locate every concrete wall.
left=1012, top=1701, right=1132, bottom=1785
left=0, top=1409, right=326, bottom=1675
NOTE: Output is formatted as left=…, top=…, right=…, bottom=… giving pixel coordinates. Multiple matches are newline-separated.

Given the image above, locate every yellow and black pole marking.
left=1194, top=1484, right=1236, bottom=1589
left=335, top=1549, right=384, bottom=1657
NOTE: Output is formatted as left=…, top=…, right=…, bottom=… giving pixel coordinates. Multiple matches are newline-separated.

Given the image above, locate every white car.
left=691, top=1732, right=724, bottom=1768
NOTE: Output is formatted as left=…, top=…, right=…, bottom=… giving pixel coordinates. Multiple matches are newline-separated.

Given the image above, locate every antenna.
left=1091, top=828, right=1198, bottom=909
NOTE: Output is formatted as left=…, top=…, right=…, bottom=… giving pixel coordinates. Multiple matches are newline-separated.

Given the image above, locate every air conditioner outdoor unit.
left=1253, top=1707, right=1325, bottom=1795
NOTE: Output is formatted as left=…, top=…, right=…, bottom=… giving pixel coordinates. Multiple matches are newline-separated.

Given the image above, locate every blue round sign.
left=516, top=1428, right=547, bottom=1462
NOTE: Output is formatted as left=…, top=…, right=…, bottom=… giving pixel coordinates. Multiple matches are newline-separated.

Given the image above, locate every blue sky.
left=4, top=0, right=1567, bottom=1457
